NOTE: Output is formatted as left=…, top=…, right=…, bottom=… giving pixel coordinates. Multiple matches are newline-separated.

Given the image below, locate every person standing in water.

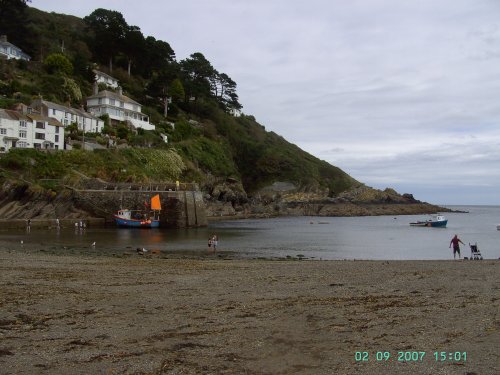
left=212, top=234, right=218, bottom=252
left=449, top=234, right=465, bottom=259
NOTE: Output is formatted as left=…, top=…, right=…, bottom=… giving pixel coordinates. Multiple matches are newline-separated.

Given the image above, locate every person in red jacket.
left=449, top=234, right=465, bottom=259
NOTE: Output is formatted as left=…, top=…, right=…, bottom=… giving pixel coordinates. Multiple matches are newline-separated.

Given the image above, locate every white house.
left=93, top=70, right=119, bottom=89
left=27, top=114, right=65, bottom=150
left=0, top=109, right=64, bottom=151
left=30, top=99, right=104, bottom=133
left=86, top=87, right=155, bottom=131
left=0, top=109, right=22, bottom=152
left=0, top=35, right=30, bottom=61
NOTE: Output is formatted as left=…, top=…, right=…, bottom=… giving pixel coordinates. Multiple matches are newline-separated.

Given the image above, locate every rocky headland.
left=203, top=179, right=451, bottom=219
left=0, top=177, right=450, bottom=225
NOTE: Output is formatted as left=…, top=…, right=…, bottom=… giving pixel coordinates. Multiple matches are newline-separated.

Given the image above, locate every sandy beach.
left=0, top=250, right=498, bottom=374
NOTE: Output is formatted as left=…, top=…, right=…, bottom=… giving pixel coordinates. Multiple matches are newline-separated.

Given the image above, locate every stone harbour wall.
left=73, top=190, right=207, bottom=228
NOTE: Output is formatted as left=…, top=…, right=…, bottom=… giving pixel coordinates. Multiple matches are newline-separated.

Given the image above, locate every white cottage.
left=86, top=87, right=155, bottom=131
left=0, top=35, right=30, bottom=61
left=0, top=109, right=22, bottom=151
left=28, top=114, right=64, bottom=150
left=30, top=99, right=104, bottom=133
left=93, top=70, right=119, bottom=89
left=0, top=109, right=64, bottom=151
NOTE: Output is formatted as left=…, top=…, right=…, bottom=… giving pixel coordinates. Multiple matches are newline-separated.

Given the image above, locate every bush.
left=44, top=53, right=73, bottom=75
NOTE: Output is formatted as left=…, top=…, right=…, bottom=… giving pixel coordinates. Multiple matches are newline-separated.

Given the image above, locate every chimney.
left=0, top=35, right=7, bottom=43
left=118, top=86, right=123, bottom=96
left=93, top=81, right=98, bottom=95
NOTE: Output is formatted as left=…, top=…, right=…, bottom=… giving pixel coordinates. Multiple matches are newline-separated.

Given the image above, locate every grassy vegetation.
left=0, top=148, right=185, bottom=184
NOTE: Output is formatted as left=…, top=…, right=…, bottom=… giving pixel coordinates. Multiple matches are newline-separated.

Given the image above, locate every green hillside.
left=0, top=2, right=359, bottom=199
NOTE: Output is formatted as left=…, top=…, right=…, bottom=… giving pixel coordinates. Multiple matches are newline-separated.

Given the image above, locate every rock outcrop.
left=204, top=180, right=450, bottom=219
left=0, top=177, right=450, bottom=224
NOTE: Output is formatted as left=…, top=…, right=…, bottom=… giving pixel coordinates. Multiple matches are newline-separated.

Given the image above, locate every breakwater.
left=72, top=188, right=207, bottom=228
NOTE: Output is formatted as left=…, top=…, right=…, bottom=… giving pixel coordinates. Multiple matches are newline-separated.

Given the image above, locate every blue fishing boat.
left=114, top=194, right=161, bottom=228
left=410, top=215, right=447, bottom=228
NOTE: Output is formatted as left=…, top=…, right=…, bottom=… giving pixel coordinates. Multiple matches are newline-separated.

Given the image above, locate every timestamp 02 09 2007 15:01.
left=354, top=351, right=467, bottom=363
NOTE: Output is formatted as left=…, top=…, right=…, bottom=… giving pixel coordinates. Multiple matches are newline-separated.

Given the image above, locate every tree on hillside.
left=147, top=63, right=180, bottom=117
left=71, top=40, right=94, bottom=79
left=170, top=78, right=185, bottom=103
left=141, top=36, right=176, bottom=78
left=62, top=77, right=83, bottom=104
left=84, top=8, right=129, bottom=72
left=122, top=25, right=146, bottom=77
left=210, top=72, right=242, bottom=113
left=0, top=0, right=32, bottom=53
left=44, top=53, right=73, bottom=75
left=180, top=52, right=215, bottom=102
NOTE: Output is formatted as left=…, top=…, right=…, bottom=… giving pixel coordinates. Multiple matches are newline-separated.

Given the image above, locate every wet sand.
left=0, top=250, right=498, bottom=374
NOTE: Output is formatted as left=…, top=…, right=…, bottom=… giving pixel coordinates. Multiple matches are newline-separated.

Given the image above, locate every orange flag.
left=150, top=194, right=161, bottom=210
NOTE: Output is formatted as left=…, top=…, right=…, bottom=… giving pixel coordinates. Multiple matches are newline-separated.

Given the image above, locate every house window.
left=35, top=133, right=45, bottom=140
left=19, top=130, right=27, bottom=138
left=110, top=99, right=115, bottom=106
left=55, top=126, right=59, bottom=134
left=36, top=121, right=45, bottom=129
left=98, top=98, right=102, bottom=104
left=18, top=141, right=27, bottom=148
left=52, top=109, right=56, bottom=115
left=0, top=129, right=6, bottom=135
left=55, top=135, right=59, bottom=142
left=34, top=143, right=41, bottom=149
left=20, top=120, right=27, bottom=128
left=65, top=112, right=68, bottom=118
left=120, top=101, right=124, bottom=108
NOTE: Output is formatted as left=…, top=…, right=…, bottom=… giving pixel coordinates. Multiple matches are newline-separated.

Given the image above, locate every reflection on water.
left=1, top=205, right=499, bottom=260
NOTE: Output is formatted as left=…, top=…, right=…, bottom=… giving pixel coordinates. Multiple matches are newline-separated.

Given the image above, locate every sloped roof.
left=0, top=36, right=31, bottom=60
left=3, top=109, right=29, bottom=121
left=87, top=90, right=140, bottom=106
left=27, top=114, right=64, bottom=127
left=34, top=99, right=102, bottom=121
left=0, top=109, right=31, bottom=121
left=0, top=109, right=12, bottom=120
left=0, top=109, right=63, bottom=127
left=93, top=70, right=119, bottom=82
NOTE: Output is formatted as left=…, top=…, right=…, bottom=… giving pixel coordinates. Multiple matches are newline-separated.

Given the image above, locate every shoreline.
left=0, top=250, right=498, bottom=374
left=206, top=202, right=457, bottom=222
left=0, top=203, right=467, bottom=229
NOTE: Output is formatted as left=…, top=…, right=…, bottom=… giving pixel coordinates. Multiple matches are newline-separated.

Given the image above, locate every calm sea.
left=2, top=205, right=499, bottom=260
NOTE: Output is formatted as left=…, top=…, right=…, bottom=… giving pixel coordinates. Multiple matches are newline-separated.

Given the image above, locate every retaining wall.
left=73, top=190, right=207, bottom=228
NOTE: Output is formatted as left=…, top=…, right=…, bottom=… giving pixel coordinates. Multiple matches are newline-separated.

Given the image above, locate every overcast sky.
left=33, top=0, right=500, bottom=205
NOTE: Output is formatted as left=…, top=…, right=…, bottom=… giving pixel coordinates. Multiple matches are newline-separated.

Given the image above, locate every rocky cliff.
left=0, top=177, right=449, bottom=224
left=203, top=178, right=450, bottom=219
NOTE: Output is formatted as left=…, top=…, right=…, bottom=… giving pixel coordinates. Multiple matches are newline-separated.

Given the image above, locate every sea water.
left=2, top=205, right=499, bottom=260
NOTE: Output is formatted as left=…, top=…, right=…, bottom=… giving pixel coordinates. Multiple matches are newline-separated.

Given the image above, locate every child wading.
left=212, top=234, right=218, bottom=252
